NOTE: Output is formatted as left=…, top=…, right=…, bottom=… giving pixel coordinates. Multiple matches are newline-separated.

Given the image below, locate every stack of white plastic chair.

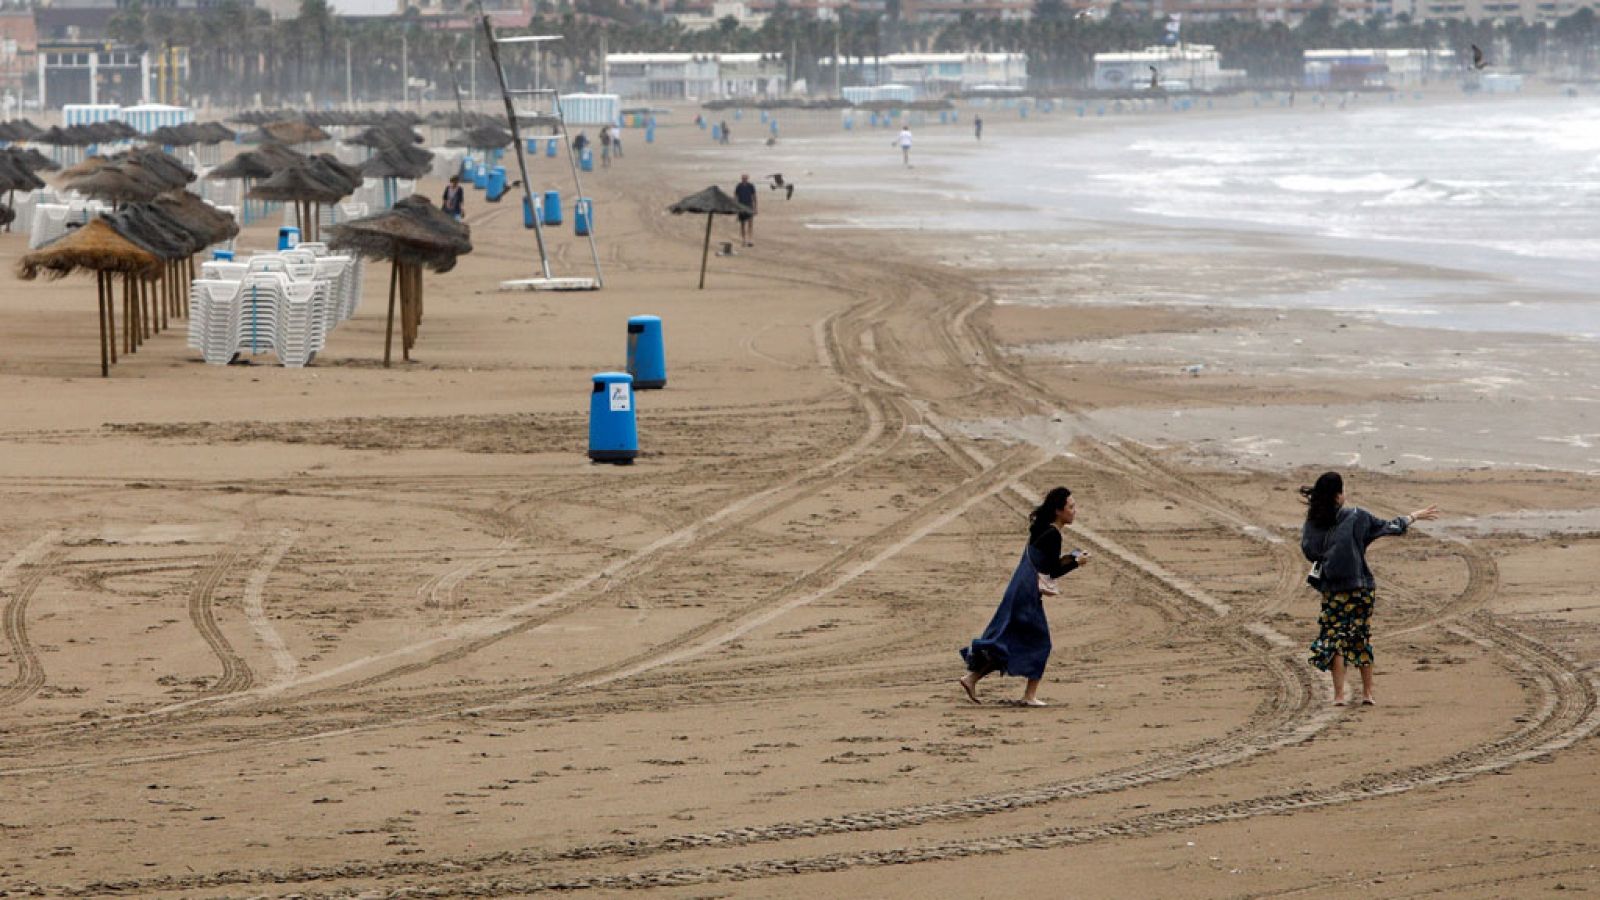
left=28, top=199, right=107, bottom=249
left=187, top=280, right=247, bottom=365
left=10, top=189, right=59, bottom=236
left=273, top=280, right=332, bottom=368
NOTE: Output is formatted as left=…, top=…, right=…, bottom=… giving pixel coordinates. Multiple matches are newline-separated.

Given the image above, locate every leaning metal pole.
left=481, top=14, right=552, bottom=280
left=554, top=91, right=604, bottom=289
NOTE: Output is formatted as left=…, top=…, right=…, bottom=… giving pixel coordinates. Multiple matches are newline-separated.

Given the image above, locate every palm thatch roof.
left=59, top=155, right=114, bottom=180
left=65, top=165, right=164, bottom=205
left=669, top=185, right=752, bottom=216
left=327, top=196, right=473, bottom=273
left=248, top=162, right=355, bottom=204
left=360, top=147, right=431, bottom=180
left=16, top=217, right=163, bottom=280
left=346, top=123, right=424, bottom=149
left=118, top=148, right=195, bottom=187
left=206, top=143, right=308, bottom=181
left=151, top=191, right=239, bottom=247
left=0, top=155, right=47, bottom=192
left=4, top=146, right=58, bottom=172
left=195, top=122, right=238, bottom=143
left=446, top=125, right=514, bottom=150
left=0, top=119, right=43, bottom=142
left=309, top=154, right=364, bottom=192
left=105, top=203, right=202, bottom=259
left=259, top=120, right=331, bottom=145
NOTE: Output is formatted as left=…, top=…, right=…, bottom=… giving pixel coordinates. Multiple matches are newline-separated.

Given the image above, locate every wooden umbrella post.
left=699, top=213, right=713, bottom=290
left=122, top=274, right=132, bottom=355
left=96, top=271, right=110, bottom=377
left=106, top=272, right=116, bottom=365
left=384, top=259, right=398, bottom=368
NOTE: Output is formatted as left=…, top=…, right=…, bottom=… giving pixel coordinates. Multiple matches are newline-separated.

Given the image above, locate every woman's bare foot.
left=958, top=676, right=980, bottom=705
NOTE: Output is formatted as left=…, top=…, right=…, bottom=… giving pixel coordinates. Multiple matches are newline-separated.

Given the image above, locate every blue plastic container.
left=486, top=166, right=507, bottom=202
left=277, top=226, right=300, bottom=250
left=710, top=124, right=721, bottom=142
left=626, top=315, right=666, bottom=389
left=546, top=138, right=558, bottom=158
left=526, top=138, right=539, bottom=153
left=588, top=372, right=638, bottom=464
left=212, top=249, right=234, bottom=261
left=574, top=197, right=594, bottom=237
left=645, top=124, right=656, bottom=143
left=472, top=163, right=488, bottom=190
left=523, top=194, right=541, bottom=229
left=579, top=147, right=593, bottom=172
left=460, top=155, right=474, bottom=177
left=543, top=189, right=562, bottom=226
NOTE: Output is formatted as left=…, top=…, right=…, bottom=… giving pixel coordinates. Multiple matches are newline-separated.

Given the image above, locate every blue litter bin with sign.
left=546, top=138, right=559, bottom=158
left=523, top=194, right=541, bottom=229
left=626, top=315, right=665, bottom=389
left=579, top=147, right=593, bottom=172
left=574, top=197, right=594, bottom=237
left=472, top=163, right=488, bottom=189
left=486, top=166, right=507, bottom=202
left=278, top=226, right=300, bottom=250
left=710, top=124, right=721, bottom=143
left=460, top=155, right=474, bottom=177
left=543, top=189, right=562, bottom=226
left=589, top=372, right=637, bottom=464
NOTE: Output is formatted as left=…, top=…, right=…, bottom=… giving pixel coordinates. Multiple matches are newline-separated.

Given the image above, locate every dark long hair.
left=1030, top=486, right=1072, bottom=528
left=1299, top=471, right=1343, bottom=529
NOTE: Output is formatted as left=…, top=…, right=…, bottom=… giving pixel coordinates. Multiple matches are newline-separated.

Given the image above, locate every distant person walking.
left=959, top=487, right=1089, bottom=707
left=1300, top=471, right=1438, bottom=706
left=719, top=120, right=731, bottom=145
left=441, top=175, right=465, bottom=221
left=612, top=126, right=624, bottom=158
left=734, top=173, right=758, bottom=247
left=974, top=115, right=984, bottom=141
left=599, top=125, right=613, bottom=168
left=572, top=131, right=589, bottom=155
left=898, top=126, right=913, bottom=166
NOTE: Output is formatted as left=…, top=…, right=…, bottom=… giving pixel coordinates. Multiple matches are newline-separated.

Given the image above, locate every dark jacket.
left=1030, top=519, right=1080, bottom=579
left=1301, top=506, right=1409, bottom=594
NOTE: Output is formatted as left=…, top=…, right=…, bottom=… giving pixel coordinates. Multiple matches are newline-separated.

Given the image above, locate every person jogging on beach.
left=974, top=115, right=984, bottom=141
left=1301, top=471, right=1438, bottom=706
left=898, top=126, right=913, bottom=166
left=958, top=487, right=1089, bottom=707
left=734, top=173, right=758, bottom=247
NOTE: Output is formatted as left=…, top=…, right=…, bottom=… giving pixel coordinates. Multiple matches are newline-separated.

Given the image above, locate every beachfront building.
left=1092, top=45, right=1246, bottom=91
left=1302, top=48, right=1430, bottom=88
left=0, top=11, right=36, bottom=114
left=823, top=53, right=1026, bottom=97
left=604, top=53, right=786, bottom=100
left=666, top=0, right=769, bottom=30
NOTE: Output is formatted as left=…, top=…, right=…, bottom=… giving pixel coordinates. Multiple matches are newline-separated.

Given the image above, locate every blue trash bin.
left=574, top=197, right=594, bottom=237
left=711, top=124, right=721, bottom=143
left=543, top=189, right=562, bottom=226
left=526, top=138, right=540, bottom=153
left=523, top=194, right=541, bottom=229
left=546, top=138, right=558, bottom=158
left=486, top=166, right=508, bottom=202
left=579, top=147, right=593, bottom=172
left=589, top=372, right=638, bottom=464
left=460, top=155, right=474, bottom=177
left=645, top=124, right=656, bottom=143
left=213, top=249, right=235, bottom=261
left=278, top=226, right=300, bottom=250
left=626, top=315, right=666, bottom=389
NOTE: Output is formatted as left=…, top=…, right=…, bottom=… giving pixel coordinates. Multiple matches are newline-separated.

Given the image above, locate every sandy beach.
left=1, top=100, right=1597, bottom=897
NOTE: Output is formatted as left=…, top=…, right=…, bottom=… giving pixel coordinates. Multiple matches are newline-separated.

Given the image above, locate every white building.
left=666, top=1, right=767, bottom=31
left=1302, top=48, right=1430, bottom=88
left=825, top=53, right=1027, bottom=97
left=1092, top=45, right=1246, bottom=91
left=604, top=52, right=785, bottom=100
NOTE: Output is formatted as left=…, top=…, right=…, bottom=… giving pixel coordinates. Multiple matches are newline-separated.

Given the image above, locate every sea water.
left=948, top=95, right=1600, bottom=338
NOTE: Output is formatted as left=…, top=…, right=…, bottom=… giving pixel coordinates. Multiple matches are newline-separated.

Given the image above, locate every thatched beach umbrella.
left=4, top=145, right=58, bottom=173
left=66, top=164, right=165, bottom=207
left=16, top=217, right=162, bottom=376
left=207, top=145, right=305, bottom=224
left=668, top=185, right=753, bottom=289
left=258, top=120, right=331, bottom=146
left=447, top=125, right=513, bottom=154
left=328, top=195, right=472, bottom=367
left=248, top=161, right=354, bottom=242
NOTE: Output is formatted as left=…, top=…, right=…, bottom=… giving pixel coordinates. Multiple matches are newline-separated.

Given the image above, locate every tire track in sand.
left=188, top=546, right=254, bottom=698
left=0, top=532, right=65, bottom=709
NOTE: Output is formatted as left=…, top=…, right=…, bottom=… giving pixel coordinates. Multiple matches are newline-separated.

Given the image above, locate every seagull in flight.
left=1470, top=44, right=1489, bottom=70
left=764, top=173, right=795, bottom=200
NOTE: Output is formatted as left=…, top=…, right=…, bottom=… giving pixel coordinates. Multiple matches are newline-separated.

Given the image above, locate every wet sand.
left=0, top=105, right=1596, bottom=897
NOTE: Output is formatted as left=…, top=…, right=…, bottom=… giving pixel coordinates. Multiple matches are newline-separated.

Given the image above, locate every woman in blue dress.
left=959, top=487, right=1089, bottom=707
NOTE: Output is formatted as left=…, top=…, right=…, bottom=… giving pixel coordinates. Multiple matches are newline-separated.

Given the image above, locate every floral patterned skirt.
left=1309, top=588, right=1375, bottom=671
